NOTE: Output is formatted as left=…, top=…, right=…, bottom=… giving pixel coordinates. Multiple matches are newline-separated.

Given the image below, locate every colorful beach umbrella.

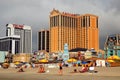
left=14, top=61, right=20, bottom=65
left=107, top=60, right=115, bottom=63
left=107, top=55, right=120, bottom=60
left=67, top=58, right=77, bottom=63
left=39, top=59, right=48, bottom=63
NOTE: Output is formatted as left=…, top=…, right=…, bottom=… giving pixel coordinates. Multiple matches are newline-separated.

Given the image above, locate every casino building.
left=6, top=24, right=32, bottom=54
left=49, top=9, right=99, bottom=52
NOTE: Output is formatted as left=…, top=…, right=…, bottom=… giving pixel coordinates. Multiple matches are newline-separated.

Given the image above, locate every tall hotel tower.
left=6, top=24, right=32, bottom=53
left=50, top=9, right=99, bottom=52
left=38, top=29, right=49, bottom=52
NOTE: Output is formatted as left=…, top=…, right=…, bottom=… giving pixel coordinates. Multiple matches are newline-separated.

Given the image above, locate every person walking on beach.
left=58, top=62, right=63, bottom=75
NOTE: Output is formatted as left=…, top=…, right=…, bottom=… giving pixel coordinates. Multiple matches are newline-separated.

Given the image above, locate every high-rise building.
left=49, top=9, right=99, bottom=52
left=38, top=29, right=49, bottom=52
left=0, top=36, right=20, bottom=54
left=6, top=24, right=32, bottom=53
left=77, top=14, right=99, bottom=51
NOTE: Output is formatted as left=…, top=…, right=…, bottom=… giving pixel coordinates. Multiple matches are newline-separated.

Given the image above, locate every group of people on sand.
left=17, top=64, right=45, bottom=73
left=73, top=64, right=97, bottom=73
left=17, top=62, right=63, bottom=75
left=17, top=62, right=96, bottom=74
left=37, top=62, right=63, bottom=74
left=38, top=62, right=63, bottom=75
left=58, top=62, right=97, bottom=74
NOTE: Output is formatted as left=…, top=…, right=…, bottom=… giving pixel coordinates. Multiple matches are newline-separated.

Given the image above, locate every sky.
left=0, top=0, right=120, bottom=51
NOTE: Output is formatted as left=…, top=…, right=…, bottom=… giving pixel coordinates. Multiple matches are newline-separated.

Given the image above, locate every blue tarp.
left=81, top=61, right=87, bottom=64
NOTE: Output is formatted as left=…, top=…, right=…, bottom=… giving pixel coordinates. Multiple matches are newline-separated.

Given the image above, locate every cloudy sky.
left=0, top=0, right=120, bottom=51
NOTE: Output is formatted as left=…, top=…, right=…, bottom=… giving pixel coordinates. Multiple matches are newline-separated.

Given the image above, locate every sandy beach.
left=0, top=66, right=120, bottom=80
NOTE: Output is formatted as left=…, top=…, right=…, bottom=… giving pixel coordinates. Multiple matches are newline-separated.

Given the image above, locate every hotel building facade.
left=49, top=9, right=99, bottom=52
left=6, top=24, right=32, bottom=54
left=38, top=29, right=49, bottom=52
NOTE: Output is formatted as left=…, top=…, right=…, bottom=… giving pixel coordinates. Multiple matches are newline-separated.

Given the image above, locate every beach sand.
left=0, top=66, right=120, bottom=80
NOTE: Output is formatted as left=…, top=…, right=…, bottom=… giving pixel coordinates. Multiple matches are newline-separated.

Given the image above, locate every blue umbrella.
left=81, top=61, right=87, bottom=64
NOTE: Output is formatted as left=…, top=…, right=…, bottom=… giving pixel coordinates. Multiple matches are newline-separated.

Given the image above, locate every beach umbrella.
left=107, top=55, right=120, bottom=60
left=107, top=60, right=115, bottom=63
left=14, top=61, right=20, bottom=65
left=67, top=58, right=77, bottom=63
left=39, top=59, right=48, bottom=63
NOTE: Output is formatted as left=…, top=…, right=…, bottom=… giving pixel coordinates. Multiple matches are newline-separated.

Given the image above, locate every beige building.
left=49, top=9, right=99, bottom=53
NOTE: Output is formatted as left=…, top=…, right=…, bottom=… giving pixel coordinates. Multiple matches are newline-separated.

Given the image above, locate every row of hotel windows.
left=50, top=15, right=98, bottom=28
left=50, top=15, right=77, bottom=27
left=81, top=16, right=90, bottom=27
left=81, top=16, right=98, bottom=28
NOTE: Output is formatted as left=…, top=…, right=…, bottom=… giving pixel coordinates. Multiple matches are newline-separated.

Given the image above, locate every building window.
left=85, top=16, right=87, bottom=27
left=54, top=16, right=55, bottom=26
left=96, top=17, right=98, bottom=28
left=83, top=16, right=85, bottom=27
left=61, top=15, right=63, bottom=26
left=38, top=32, right=41, bottom=50
left=89, top=16, right=90, bottom=27
left=81, top=18, right=82, bottom=27
left=57, top=15, right=59, bottom=26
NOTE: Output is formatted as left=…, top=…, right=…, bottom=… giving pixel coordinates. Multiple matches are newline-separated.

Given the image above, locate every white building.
left=0, top=36, right=20, bottom=54
left=6, top=24, right=32, bottom=53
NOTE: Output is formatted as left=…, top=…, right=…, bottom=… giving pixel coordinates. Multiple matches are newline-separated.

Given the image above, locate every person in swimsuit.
left=58, top=62, right=63, bottom=75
